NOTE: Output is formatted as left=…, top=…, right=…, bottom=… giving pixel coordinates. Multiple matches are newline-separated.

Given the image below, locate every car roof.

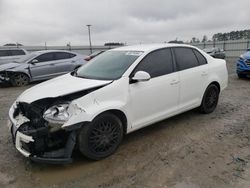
left=31, top=50, right=76, bottom=55
left=110, top=43, right=197, bottom=53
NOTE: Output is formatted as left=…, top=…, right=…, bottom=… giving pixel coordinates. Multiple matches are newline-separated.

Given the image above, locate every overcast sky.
left=0, top=0, right=249, bottom=46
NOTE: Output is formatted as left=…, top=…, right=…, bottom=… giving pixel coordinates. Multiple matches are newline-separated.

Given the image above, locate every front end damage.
left=7, top=73, right=112, bottom=164
left=0, top=71, right=11, bottom=84
left=9, top=99, right=83, bottom=164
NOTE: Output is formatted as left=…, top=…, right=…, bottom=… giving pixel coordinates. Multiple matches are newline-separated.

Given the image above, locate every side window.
left=193, top=49, right=207, bottom=65
left=10, top=50, right=25, bottom=56
left=133, top=48, right=173, bottom=78
left=69, top=53, right=76, bottom=58
left=36, top=53, right=54, bottom=62
left=55, top=52, right=74, bottom=60
left=173, top=47, right=199, bottom=71
left=0, top=50, right=10, bottom=57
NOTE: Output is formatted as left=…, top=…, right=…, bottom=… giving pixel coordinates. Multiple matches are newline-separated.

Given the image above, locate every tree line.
left=189, top=29, right=250, bottom=43
left=212, top=30, right=250, bottom=41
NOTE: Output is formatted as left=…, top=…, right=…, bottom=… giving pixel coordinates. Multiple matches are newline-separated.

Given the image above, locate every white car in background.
left=0, top=48, right=28, bottom=65
left=8, top=44, right=228, bottom=164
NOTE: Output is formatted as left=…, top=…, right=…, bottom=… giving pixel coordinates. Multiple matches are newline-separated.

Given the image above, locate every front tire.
left=199, top=84, right=219, bottom=114
left=78, top=112, right=124, bottom=160
left=11, top=73, right=30, bottom=86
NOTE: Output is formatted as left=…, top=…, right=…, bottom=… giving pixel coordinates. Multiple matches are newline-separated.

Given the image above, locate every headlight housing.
left=43, top=103, right=70, bottom=124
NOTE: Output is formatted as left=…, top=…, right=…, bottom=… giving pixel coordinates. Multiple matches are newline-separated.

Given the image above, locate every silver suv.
left=0, top=48, right=28, bottom=65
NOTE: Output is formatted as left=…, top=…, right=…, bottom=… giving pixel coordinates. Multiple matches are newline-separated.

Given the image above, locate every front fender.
left=6, top=69, right=30, bottom=77
left=62, top=98, right=127, bottom=129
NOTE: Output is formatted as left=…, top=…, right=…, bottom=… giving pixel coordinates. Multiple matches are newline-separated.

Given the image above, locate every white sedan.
left=8, top=44, right=228, bottom=163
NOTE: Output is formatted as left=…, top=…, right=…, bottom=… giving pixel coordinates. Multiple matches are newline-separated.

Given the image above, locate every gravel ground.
left=0, top=59, right=250, bottom=188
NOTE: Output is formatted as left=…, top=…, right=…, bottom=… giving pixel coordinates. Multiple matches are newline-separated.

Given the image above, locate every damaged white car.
left=8, top=44, right=228, bottom=164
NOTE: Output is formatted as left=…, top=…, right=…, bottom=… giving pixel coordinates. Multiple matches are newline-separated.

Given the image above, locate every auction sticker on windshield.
left=125, top=51, right=143, bottom=56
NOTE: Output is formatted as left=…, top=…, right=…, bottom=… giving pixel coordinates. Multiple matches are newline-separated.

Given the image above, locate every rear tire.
left=199, top=84, right=219, bottom=114
left=10, top=73, right=30, bottom=86
left=78, top=112, right=123, bottom=160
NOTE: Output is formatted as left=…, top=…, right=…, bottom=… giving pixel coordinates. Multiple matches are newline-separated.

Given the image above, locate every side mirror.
left=30, top=59, right=38, bottom=64
left=132, top=71, right=151, bottom=82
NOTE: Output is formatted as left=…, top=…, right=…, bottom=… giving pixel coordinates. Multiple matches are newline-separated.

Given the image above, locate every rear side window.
left=54, top=52, right=75, bottom=60
left=36, top=52, right=54, bottom=62
left=193, top=49, right=207, bottom=65
left=173, top=47, right=199, bottom=71
left=10, top=50, right=25, bottom=56
left=133, top=48, right=173, bottom=78
left=0, top=50, right=10, bottom=57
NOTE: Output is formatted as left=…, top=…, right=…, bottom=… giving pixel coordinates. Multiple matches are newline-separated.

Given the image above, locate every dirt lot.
left=0, top=59, right=250, bottom=188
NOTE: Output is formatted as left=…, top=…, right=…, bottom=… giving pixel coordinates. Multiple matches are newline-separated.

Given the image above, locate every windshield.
left=76, top=51, right=143, bottom=80
left=14, top=53, right=37, bottom=63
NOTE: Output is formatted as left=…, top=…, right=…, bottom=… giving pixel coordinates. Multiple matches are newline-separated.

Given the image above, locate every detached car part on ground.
left=0, top=50, right=86, bottom=86
left=236, top=51, right=250, bottom=78
left=203, top=47, right=226, bottom=59
left=8, top=44, right=228, bottom=164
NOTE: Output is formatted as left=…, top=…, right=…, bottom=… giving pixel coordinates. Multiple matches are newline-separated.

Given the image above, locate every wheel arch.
left=208, top=81, right=221, bottom=93
left=7, top=70, right=31, bottom=79
left=94, top=109, right=128, bottom=135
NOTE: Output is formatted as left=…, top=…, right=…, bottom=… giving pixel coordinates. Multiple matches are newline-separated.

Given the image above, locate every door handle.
left=170, top=80, right=180, bottom=85
left=50, top=63, right=55, bottom=66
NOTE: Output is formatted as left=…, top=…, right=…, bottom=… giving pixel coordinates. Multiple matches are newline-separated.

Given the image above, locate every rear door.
left=173, top=47, right=209, bottom=111
left=52, top=52, right=76, bottom=76
left=128, top=48, right=180, bottom=130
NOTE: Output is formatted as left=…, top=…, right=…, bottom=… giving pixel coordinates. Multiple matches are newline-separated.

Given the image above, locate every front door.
left=29, top=52, right=57, bottom=80
left=128, top=48, right=180, bottom=130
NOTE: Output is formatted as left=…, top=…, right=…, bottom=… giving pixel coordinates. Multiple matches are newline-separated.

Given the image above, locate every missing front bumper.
left=10, top=123, right=77, bottom=164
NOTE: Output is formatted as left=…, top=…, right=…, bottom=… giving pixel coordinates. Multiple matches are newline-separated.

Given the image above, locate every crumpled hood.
left=17, top=73, right=112, bottom=103
left=0, top=62, right=20, bottom=71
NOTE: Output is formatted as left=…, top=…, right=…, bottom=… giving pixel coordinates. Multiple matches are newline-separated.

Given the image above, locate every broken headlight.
left=43, top=103, right=70, bottom=124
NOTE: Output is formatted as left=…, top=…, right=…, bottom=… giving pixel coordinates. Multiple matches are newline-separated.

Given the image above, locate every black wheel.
left=237, top=73, right=246, bottom=79
left=11, top=73, right=29, bottom=86
left=199, top=84, right=219, bottom=114
left=78, top=112, right=124, bottom=160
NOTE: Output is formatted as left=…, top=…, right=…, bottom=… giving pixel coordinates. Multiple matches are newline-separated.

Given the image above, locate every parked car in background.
left=8, top=44, right=228, bottom=163
left=236, top=51, right=250, bottom=78
left=84, top=50, right=105, bottom=61
left=0, top=48, right=28, bottom=65
left=203, top=47, right=226, bottom=59
left=0, top=50, right=86, bottom=86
